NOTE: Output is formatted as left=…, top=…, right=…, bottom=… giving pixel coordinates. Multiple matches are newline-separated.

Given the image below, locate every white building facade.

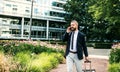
left=0, top=0, right=67, bottom=40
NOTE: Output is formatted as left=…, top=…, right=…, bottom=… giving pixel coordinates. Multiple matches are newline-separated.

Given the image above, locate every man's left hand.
left=85, top=57, right=89, bottom=61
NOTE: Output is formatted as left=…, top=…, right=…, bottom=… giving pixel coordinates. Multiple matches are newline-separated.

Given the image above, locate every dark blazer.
left=63, top=31, right=88, bottom=60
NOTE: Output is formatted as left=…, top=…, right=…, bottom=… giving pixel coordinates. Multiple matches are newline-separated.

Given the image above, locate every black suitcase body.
left=82, top=61, right=96, bottom=72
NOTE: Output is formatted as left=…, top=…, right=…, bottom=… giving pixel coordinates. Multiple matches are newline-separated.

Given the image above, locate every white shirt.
left=70, top=30, right=78, bottom=52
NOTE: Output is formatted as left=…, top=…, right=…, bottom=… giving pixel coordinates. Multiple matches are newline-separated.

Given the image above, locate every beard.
left=70, top=27, right=76, bottom=31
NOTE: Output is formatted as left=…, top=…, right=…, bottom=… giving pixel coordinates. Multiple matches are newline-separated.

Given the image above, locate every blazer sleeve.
left=62, top=32, right=69, bottom=42
left=81, top=35, right=88, bottom=57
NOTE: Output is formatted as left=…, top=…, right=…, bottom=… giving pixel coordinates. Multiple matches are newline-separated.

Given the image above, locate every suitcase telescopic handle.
left=84, top=60, right=92, bottom=72
left=83, top=61, right=96, bottom=72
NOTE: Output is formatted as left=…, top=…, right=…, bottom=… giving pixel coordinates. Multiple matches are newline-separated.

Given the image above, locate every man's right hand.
left=66, top=26, right=71, bottom=33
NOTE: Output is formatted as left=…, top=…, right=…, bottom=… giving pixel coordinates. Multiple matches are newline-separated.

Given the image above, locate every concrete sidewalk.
left=88, top=47, right=110, bottom=59
left=51, top=47, right=110, bottom=72
left=88, top=47, right=110, bottom=56
left=50, top=58, right=108, bottom=72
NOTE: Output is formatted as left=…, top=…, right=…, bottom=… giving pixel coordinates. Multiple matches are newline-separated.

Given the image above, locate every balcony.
left=0, top=11, right=65, bottom=22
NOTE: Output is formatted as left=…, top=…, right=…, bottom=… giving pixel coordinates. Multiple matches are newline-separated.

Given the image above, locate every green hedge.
left=86, top=43, right=94, bottom=47
left=93, top=43, right=112, bottom=49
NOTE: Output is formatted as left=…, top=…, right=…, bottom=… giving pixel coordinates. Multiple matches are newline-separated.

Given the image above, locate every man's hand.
left=66, top=26, right=71, bottom=33
left=85, top=57, right=89, bottom=61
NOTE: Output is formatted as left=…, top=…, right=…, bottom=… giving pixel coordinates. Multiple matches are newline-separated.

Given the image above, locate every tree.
left=63, top=0, right=120, bottom=42
left=88, top=0, right=120, bottom=41
left=89, top=20, right=109, bottom=41
left=63, top=0, right=93, bottom=40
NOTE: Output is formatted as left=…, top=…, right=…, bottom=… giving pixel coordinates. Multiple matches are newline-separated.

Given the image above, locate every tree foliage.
left=88, top=0, right=120, bottom=23
left=63, top=0, right=120, bottom=42
left=88, top=0, right=120, bottom=41
left=63, top=0, right=93, bottom=40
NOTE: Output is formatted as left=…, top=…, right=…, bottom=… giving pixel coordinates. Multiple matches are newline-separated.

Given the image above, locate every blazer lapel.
left=77, top=31, right=80, bottom=42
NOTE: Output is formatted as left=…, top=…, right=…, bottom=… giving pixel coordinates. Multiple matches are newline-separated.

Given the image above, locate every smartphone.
left=68, top=26, right=72, bottom=31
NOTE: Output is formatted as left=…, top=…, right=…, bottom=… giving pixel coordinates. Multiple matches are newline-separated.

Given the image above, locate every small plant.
left=0, top=52, right=9, bottom=72
left=28, top=52, right=64, bottom=72
left=108, top=63, right=120, bottom=72
left=0, top=51, right=18, bottom=72
left=14, top=51, right=31, bottom=66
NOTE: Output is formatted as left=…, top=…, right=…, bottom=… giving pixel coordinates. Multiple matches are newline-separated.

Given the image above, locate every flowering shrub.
left=109, top=43, right=120, bottom=72
left=109, top=43, right=120, bottom=64
left=0, top=40, right=65, bottom=72
left=112, top=43, right=120, bottom=49
left=0, top=40, right=64, bottom=55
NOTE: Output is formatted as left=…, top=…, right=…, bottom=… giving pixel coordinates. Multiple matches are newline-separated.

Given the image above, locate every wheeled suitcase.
left=82, top=61, right=96, bottom=72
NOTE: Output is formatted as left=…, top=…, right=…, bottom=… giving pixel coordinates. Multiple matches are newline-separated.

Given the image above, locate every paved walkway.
left=88, top=47, right=110, bottom=57
left=50, top=47, right=110, bottom=72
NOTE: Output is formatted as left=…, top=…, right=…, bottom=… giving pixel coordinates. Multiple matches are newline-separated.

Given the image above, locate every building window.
left=25, top=7, right=30, bottom=13
left=32, top=21, right=38, bottom=26
left=44, top=12, right=48, bottom=16
left=49, top=21, right=66, bottom=28
left=34, top=8, right=38, bottom=14
left=52, top=2, right=63, bottom=8
left=24, top=30, right=29, bottom=35
left=13, top=5, right=17, bottom=7
left=2, top=20, right=7, bottom=24
left=13, top=5, right=17, bottom=11
left=11, top=29, right=21, bottom=34
left=50, top=11, right=65, bottom=17
left=6, top=4, right=11, bottom=7
left=13, top=8, right=17, bottom=11
left=31, top=31, right=46, bottom=38
left=32, top=20, right=46, bottom=27
left=26, top=0, right=31, bottom=2
left=38, top=20, right=46, bottom=27
left=10, top=20, right=19, bottom=25
left=25, top=10, right=30, bottom=13
left=24, top=21, right=29, bottom=25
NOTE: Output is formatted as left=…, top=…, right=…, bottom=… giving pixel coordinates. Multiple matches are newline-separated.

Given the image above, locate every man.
left=63, top=20, right=89, bottom=72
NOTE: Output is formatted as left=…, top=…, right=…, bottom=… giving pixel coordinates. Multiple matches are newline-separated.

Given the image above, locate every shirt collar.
left=74, top=30, right=78, bottom=33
